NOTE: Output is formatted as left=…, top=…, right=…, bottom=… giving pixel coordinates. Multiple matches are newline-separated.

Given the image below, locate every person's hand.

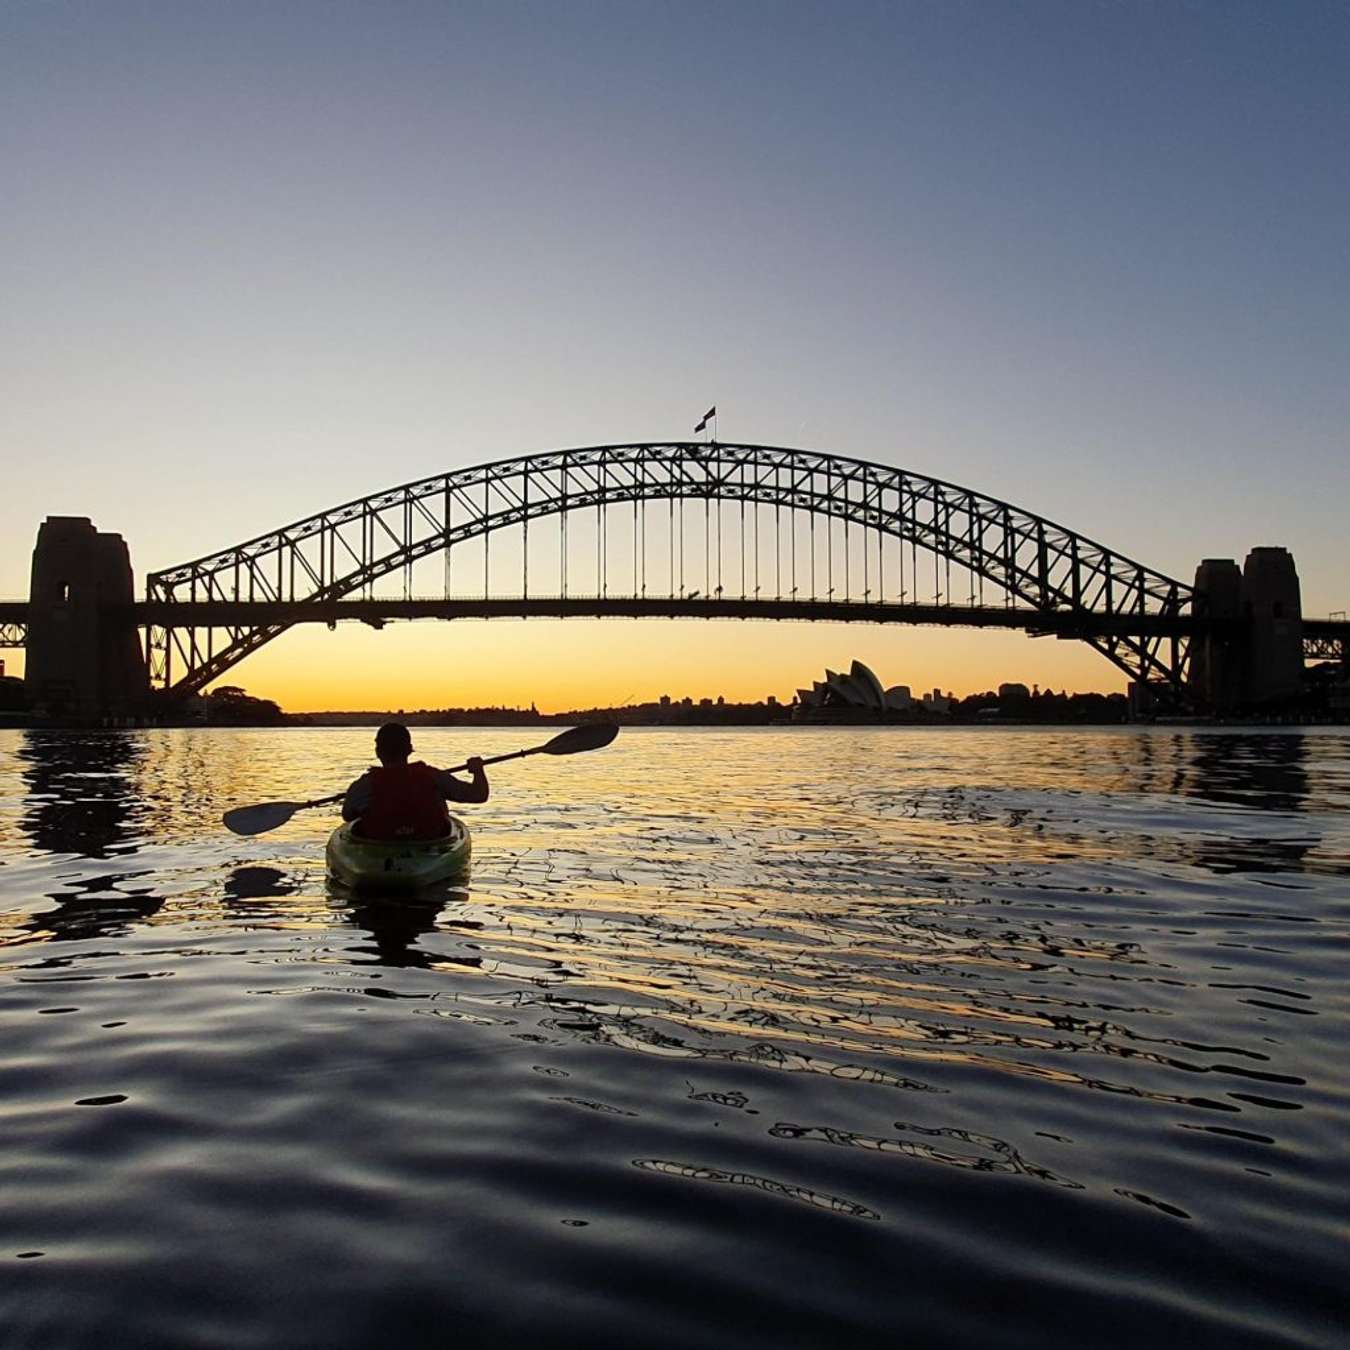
left=466, top=756, right=485, bottom=774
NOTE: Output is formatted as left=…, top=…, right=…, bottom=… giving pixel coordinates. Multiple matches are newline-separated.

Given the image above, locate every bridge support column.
left=26, top=517, right=148, bottom=723
left=1241, top=547, right=1303, bottom=705
left=1189, top=547, right=1304, bottom=712
left=1189, top=559, right=1245, bottom=712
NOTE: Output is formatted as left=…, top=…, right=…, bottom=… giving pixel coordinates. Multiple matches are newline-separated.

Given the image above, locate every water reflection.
left=224, top=865, right=297, bottom=902
left=4, top=734, right=162, bottom=942
left=877, top=731, right=1331, bottom=876
left=18, top=730, right=144, bottom=858
left=343, top=886, right=483, bottom=972
left=17, top=870, right=165, bottom=945
left=220, top=865, right=486, bottom=972
left=1180, top=734, right=1317, bottom=874
left=1182, top=734, right=1310, bottom=813
left=218, top=865, right=305, bottom=930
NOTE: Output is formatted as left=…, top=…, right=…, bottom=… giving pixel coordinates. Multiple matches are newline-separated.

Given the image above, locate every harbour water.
left=1, top=726, right=1347, bottom=1348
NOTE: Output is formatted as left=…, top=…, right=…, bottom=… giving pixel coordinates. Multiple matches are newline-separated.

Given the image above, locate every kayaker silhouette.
left=342, top=723, right=489, bottom=840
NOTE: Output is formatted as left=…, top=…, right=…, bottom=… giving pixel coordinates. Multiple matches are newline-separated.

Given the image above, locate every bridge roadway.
left=137, top=595, right=1217, bottom=638
left=2, top=596, right=1348, bottom=650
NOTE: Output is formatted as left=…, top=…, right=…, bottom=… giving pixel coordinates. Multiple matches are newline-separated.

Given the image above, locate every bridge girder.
left=1304, top=633, right=1349, bottom=663
left=144, top=442, right=1195, bottom=697
left=132, top=595, right=1212, bottom=635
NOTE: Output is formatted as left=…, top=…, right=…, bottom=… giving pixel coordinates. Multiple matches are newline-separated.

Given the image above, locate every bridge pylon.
left=25, top=517, right=147, bottom=723
left=1189, top=547, right=1303, bottom=712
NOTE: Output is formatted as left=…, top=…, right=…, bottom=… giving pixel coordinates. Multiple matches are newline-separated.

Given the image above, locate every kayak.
left=325, top=816, right=471, bottom=892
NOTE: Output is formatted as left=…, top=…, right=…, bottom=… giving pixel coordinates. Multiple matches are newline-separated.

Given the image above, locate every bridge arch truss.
left=145, top=443, right=1193, bottom=697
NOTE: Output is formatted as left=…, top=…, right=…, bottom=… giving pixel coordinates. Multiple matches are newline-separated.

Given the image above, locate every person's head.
left=375, top=722, right=413, bottom=765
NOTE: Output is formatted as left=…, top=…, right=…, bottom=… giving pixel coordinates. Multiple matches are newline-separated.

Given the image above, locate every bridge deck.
left=130, top=595, right=1213, bottom=638
left=3, top=598, right=1347, bottom=670
left=1, top=596, right=1347, bottom=641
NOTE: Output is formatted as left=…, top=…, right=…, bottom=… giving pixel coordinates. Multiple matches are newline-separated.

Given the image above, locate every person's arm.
left=342, top=772, right=373, bottom=821
left=437, top=756, right=489, bottom=804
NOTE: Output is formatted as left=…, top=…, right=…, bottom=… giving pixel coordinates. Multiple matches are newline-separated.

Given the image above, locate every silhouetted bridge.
left=4, top=442, right=1345, bottom=718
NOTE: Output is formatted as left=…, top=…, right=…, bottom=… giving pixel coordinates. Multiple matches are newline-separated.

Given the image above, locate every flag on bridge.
left=694, top=406, right=716, bottom=434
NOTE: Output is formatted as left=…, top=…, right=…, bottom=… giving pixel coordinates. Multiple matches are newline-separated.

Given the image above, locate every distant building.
left=885, top=684, right=913, bottom=711
left=922, top=688, right=952, bottom=714
left=998, top=682, right=1030, bottom=703
left=0, top=670, right=24, bottom=714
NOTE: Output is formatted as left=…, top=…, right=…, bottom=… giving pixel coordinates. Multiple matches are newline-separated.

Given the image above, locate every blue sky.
left=2, top=2, right=1346, bottom=703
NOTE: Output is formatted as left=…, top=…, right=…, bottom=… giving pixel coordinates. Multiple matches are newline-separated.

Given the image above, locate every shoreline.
left=4, top=714, right=1345, bottom=731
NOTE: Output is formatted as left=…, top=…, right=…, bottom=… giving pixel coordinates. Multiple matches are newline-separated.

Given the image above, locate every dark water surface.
left=1, top=727, right=1347, bottom=1348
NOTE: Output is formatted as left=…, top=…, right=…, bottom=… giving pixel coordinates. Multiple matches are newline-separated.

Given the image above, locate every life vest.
left=358, top=762, right=450, bottom=841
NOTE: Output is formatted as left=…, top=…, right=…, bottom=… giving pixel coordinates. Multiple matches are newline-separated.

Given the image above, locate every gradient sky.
left=3, top=2, right=1347, bottom=710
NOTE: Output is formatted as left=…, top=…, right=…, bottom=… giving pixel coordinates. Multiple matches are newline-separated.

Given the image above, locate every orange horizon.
left=159, top=619, right=1130, bottom=714
left=2, top=619, right=1132, bottom=714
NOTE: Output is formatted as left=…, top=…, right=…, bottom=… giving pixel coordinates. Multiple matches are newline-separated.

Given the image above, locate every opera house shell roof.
left=796, top=660, right=911, bottom=715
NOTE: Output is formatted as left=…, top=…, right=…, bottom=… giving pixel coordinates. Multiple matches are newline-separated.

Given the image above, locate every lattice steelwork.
left=145, top=443, right=1195, bottom=697
left=1304, top=633, right=1348, bottom=663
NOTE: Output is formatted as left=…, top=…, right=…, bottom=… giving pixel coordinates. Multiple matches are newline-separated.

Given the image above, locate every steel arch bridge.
left=145, top=442, right=1195, bottom=698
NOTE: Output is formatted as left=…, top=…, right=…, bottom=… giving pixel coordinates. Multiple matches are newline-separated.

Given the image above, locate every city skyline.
left=202, top=656, right=1063, bottom=718
left=176, top=613, right=1127, bottom=714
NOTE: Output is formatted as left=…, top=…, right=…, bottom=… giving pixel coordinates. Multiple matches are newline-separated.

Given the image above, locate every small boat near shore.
left=325, top=817, right=471, bottom=892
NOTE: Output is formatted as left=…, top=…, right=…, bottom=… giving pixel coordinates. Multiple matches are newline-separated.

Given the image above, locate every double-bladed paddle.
left=221, top=721, right=620, bottom=836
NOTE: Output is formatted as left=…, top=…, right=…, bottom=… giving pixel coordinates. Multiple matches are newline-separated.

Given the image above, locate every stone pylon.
left=26, top=517, right=148, bottom=722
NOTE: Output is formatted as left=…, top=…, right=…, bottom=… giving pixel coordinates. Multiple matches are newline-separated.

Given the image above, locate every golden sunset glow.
left=209, top=619, right=1126, bottom=713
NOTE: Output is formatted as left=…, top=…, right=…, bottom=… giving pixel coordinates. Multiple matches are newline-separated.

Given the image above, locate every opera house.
left=795, top=660, right=938, bottom=720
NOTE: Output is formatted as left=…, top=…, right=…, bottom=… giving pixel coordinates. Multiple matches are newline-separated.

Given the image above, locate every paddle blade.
left=222, top=801, right=305, bottom=836
left=539, top=721, right=620, bottom=755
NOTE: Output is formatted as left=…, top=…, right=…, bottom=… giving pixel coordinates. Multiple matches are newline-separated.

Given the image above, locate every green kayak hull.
left=325, top=817, right=471, bottom=892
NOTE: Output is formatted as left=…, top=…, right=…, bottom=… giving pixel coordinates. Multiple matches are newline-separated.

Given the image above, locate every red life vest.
left=358, top=762, right=450, bottom=840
